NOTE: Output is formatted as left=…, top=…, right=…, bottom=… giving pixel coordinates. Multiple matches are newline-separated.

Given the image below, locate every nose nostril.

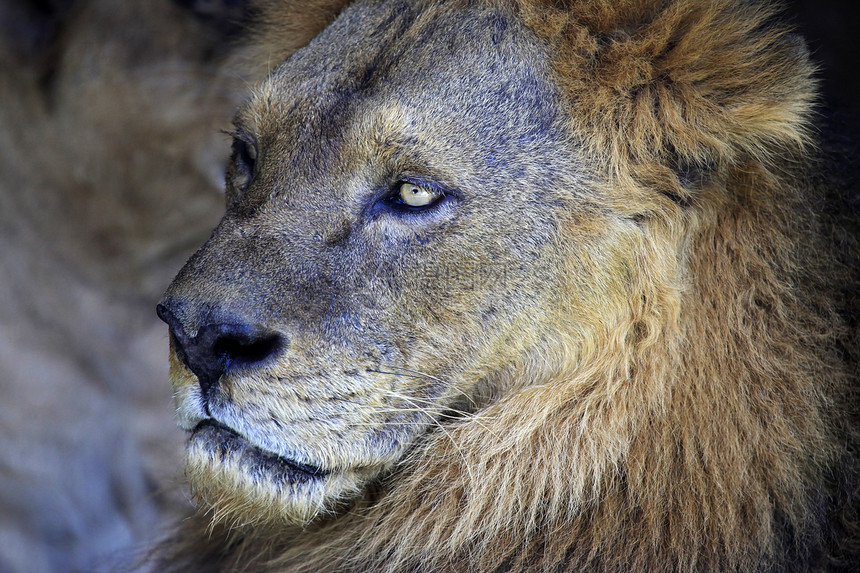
left=213, top=332, right=282, bottom=368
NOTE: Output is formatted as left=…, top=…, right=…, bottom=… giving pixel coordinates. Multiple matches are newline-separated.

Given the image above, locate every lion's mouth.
left=191, top=420, right=329, bottom=482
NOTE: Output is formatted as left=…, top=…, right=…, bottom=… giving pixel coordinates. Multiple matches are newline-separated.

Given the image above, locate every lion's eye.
left=230, top=138, right=257, bottom=192
left=374, top=179, right=452, bottom=217
left=397, top=182, right=442, bottom=207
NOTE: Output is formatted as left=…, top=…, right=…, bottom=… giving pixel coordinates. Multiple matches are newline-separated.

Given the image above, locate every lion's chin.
left=184, top=421, right=358, bottom=527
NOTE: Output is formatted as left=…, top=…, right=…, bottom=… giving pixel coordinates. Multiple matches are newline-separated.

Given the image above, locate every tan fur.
left=248, top=0, right=352, bottom=73
left=156, top=0, right=859, bottom=571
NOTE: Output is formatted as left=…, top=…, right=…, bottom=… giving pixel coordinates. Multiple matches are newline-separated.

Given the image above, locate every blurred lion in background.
left=0, top=1, right=250, bottom=570
left=0, top=1, right=348, bottom=569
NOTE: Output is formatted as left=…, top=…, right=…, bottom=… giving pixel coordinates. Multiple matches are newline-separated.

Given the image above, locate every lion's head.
left=158, top=0, right=621, bottom=526
left=157, top=0, right=858, bottom=570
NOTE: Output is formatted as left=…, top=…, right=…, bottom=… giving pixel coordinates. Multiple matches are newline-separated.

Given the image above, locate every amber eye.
left=398, top=182, right=442, bottom=207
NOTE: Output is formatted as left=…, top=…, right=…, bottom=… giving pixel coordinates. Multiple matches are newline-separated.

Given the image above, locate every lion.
left=154, top=0, right=860, bottom=570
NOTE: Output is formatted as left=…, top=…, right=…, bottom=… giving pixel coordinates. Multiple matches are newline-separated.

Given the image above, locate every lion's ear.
left=525, top=0, right=816, bottom=195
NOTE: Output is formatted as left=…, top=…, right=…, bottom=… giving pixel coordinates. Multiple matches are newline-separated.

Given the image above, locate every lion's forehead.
left=248, top=0, right=566, bottom=167
left=262, top=0, right=525, bottom=91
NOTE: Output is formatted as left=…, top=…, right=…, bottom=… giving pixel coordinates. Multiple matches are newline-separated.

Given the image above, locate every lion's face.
left=159, top=0, right=635, bottom=526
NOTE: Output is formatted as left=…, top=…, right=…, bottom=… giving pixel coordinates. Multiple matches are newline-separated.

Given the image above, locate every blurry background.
left=0, top=1, right=856, bottom=571
left=0, top=1, right=255, bottom=570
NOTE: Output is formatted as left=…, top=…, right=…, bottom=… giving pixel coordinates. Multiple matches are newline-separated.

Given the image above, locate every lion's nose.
left=156, top=302, right=284, bottom=397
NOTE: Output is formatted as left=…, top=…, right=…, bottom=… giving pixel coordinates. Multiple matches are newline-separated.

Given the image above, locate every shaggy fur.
left=156, top=0, right=859, bottom=571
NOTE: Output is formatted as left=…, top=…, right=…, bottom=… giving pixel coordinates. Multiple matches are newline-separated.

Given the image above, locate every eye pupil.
left=398, top=182, right=441, bottom=208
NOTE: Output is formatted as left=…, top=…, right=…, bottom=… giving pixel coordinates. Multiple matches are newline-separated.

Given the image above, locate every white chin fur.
left=173, top=383, right=207, bottom=431
left=184, top=425, right=363, bottom=527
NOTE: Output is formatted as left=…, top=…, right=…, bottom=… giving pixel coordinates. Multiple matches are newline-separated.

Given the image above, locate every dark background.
left=788, top=0, right=860, bottom=133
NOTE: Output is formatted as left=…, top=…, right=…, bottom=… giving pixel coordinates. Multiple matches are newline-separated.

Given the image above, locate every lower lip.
left=191, top=420, right=329, bottom=482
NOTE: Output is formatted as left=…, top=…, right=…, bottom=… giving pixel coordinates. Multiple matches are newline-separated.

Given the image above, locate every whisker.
left=362, top=403, right=494, bottom=422
left=385, top=366, right=445, bottom=382
left=366, top=368, right=432, bottom=380
left=385, top=392, right=476, bottom=484
left=374, top=391, right=483, bottom=420
left=363, top=368, right=501, bottom=445
left=366, top=367, right=478, bottom=408
left=375, top=389, right=501, bottom=439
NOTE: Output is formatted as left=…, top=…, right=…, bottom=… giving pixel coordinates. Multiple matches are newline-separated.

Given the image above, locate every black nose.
left=156, top=302, right=284, bottom=397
